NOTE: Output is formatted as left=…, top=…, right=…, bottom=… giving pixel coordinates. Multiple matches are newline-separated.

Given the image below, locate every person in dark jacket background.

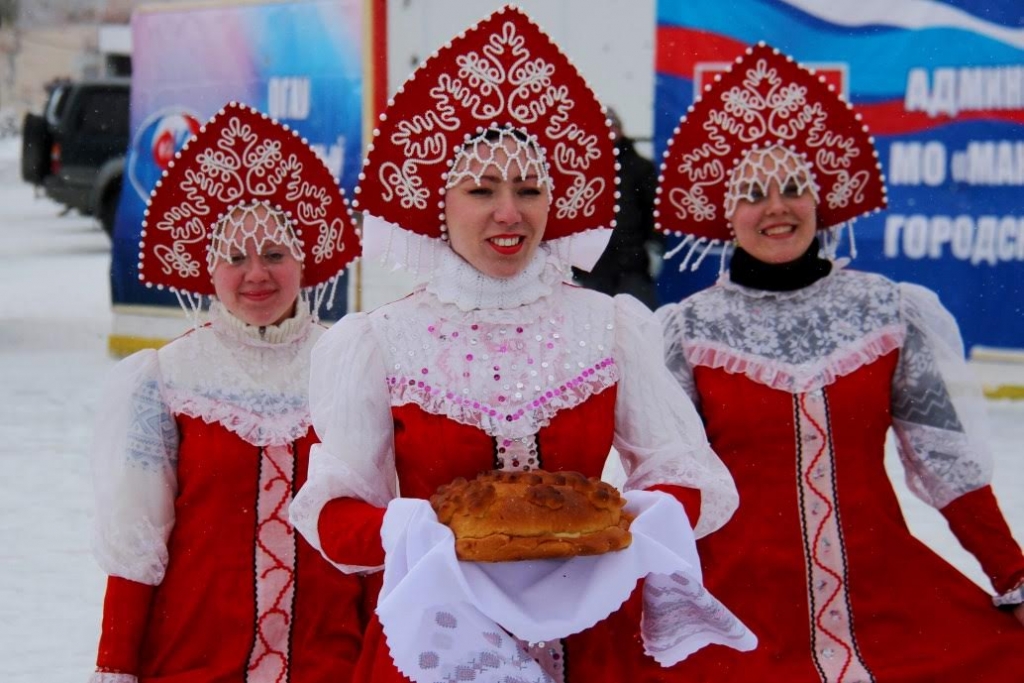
left=574, top=107, right=663, bottom=309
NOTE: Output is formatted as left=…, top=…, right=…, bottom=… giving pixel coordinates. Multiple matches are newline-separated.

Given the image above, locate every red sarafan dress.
left=657, top=265, right=1024, bottom=682
left=89, top=305, right=365, bottom=683
left=291, top=248, right=744, bottom=683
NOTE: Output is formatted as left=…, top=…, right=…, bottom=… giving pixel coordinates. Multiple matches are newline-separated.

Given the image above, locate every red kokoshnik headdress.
left=656, top=42, right=887, bottom=268
left=356, top=4, right=618, bottom=273
left=139, top=101, right=359, bottom=299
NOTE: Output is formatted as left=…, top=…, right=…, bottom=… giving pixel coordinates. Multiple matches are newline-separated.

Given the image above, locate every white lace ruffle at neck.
left=662, top=268, right=907, bottom=395
left=424, top=245, right=565, bottom=312
left=158, top=304, right=322, bottom=446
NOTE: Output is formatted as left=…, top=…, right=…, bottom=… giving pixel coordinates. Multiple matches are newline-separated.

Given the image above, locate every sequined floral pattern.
left=371, top=255, right=618, bottom=440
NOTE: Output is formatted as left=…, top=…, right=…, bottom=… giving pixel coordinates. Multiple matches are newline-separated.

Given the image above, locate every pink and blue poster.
left=111, top=0, right=364, bottom=322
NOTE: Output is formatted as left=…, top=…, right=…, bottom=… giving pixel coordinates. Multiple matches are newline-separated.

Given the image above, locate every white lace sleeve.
left=289, top=312, right=397, bottom=572
left=91, top=350, right=178, bottom=585
left=655, top=302, right=700, bottom=407
left=890, top=283, right=994, bottom=509
left=613, top=295, right=738, bottom=537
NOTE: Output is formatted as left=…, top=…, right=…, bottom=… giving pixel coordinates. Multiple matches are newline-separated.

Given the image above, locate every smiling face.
left=210, top=204, right=303, bottom=326
left=726, top=146, right=819, bottom=265
left=443, top=131, right=551, bottom=279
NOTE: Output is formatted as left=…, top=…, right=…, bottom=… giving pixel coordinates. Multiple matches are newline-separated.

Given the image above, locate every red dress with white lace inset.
left=91, top=306, right=364, bottom=683
left=657, top=268, right=1024, bottom=682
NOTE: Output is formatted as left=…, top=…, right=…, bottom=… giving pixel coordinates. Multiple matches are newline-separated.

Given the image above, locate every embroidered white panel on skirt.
left=523, top=640, right=564, bottom=683
left=495, top=432, right=562, bottom=673
left=247, top=444, right=297, bottom=682
left=495, top=434, right=540, bottom=472
left=794, top=390, right=874, bottom=683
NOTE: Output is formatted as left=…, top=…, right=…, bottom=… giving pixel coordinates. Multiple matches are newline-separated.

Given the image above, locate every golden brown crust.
left=430, top=470, right=633, bottom=562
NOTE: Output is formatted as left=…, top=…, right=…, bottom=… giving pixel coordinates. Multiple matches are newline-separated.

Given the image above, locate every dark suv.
left=21, top=78, right=130, bottom=237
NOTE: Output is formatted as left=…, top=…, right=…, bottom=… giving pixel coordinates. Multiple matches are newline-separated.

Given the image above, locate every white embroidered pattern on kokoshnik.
left=357, top=9, right=615, bottom=245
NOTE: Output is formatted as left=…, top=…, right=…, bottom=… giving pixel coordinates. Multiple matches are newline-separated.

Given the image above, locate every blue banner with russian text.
left=655, top=0, right=1024, bottom=351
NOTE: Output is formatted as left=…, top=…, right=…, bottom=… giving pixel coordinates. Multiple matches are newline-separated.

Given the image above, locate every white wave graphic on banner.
left=782, top=0, right=1024, bottom=49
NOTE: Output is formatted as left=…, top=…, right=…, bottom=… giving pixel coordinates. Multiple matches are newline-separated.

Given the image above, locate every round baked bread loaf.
left=430, top=469, right=633, bottom=562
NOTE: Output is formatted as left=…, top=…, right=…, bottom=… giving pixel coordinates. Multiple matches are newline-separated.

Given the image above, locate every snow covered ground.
left=0, top=137, right=115, bottom=681
left=0, top=135, right=1021, bottom=682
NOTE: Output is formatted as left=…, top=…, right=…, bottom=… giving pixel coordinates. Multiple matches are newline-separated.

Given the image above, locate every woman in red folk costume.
left=290, top=7, right=754, bottom=683
left=655, top=43, right=1024, bottom=682
left=89, top=102, right=365, bottom=683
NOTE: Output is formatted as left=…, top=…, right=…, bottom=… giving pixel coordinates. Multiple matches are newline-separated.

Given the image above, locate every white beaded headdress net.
left=206, top=201, right=305, bottom=273
left=442, top=127, right=553, bottom=241
left=445, top=128, right=553, bottom=194
left=665, top=147, right=827, bottom=271
left=724, top=146, right=820, bottom=223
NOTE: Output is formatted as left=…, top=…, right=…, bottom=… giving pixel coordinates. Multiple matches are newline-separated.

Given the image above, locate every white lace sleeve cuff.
left=993, top=582, right=1024, bottom=608
left=88, top=673, right=138, bottom=683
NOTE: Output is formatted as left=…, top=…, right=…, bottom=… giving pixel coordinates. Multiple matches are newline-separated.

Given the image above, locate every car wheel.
left=21, top=113, right=51, bottom=185
left=99, top=179, right=122, bottom=238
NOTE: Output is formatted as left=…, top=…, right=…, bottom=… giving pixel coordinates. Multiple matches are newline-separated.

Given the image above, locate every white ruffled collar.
left=159, top=302, right=320, bottom=447
left=209, top=301, right=314, bottom=346
left=676, top=262, right=903, bottom=395
left=425, top=246, right=568, bottom=311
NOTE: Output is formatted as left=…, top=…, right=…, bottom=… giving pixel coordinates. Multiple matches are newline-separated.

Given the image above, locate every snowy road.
left=0, top=137, right=1020, bottom=682
left=0, top=139, right=114, bottom=681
